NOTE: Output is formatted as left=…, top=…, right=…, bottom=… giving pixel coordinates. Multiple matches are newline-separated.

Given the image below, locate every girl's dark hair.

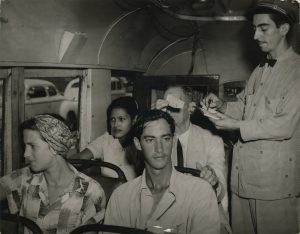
left=106, top=96, right=139, bottom=146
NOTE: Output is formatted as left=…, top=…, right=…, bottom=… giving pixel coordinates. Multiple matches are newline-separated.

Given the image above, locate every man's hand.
left=155, top=99, right=169, bottom=110
left=208, top=112, right=241, bottom=130
left=202, top=93, right=224, bottom=111
left=196, top=162, right=219, bottom=187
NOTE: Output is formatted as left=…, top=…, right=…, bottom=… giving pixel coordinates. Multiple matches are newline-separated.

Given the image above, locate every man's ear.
left=188, top=102, right=196, bottom=114
left=280, top=23, right=290, bottom=36
left=133, top=137, right=142, bottom=151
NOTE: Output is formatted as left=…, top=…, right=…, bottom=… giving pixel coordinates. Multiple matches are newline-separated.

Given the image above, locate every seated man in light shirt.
left=156, top=85, right=230, bottom=233
left=104, top=109, right=220, bottom=234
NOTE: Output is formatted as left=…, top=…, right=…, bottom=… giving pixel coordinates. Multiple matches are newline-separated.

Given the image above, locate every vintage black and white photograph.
left=0, top=0, right=299, bottom=233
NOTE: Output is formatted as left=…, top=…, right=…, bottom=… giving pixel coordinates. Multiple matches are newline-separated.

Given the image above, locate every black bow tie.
left=259, top=58, right=277, bottom=67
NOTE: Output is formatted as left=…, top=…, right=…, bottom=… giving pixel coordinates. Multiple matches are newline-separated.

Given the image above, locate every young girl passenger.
left=74, top=96, right=143, bottom=180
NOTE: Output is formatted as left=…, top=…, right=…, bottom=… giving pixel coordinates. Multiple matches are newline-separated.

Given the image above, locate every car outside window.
left=48, top=86, right=57, bottom=96
left=71, top=82, right=79, bottom=88
left=111, top=81, right=116, bottom=90
left=27, top=86, right=47, bottom=98
left=117, top=81, right=122, bottom=89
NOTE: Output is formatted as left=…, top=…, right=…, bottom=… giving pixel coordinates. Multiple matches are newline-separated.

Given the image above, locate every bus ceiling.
left=0, top=0, right=254, bottom=70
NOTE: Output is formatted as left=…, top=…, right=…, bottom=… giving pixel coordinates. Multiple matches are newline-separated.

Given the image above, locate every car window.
left=48, top=86, right=57, bottom=96
left=111, top=81, right=116, bottom=90
left=27, top=86, right=47, bottom=98
left=71, top=82, right=79, bottom=88
left=117, top=81, right=122, bottom=89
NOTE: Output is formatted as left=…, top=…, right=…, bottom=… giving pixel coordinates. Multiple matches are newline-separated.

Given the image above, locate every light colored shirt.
left=171, top=124, right=227, bottom=209
left=104, top=168, right=220, bottom=234
left=226, top=48, right=300, bottom=199
left=0, top=165, right=106, bottom=234
left=87, top=132, right=136, bottom=180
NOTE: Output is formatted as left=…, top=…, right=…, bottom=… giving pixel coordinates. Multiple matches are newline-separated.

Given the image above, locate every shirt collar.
left=177, top=122, right=191, bottom=142
left=177, top=123, right=191, bottom=161
left=140, top=167, right=178, bottom=195
left=272, top=47, right=296, bottom=62
left=28, top=164, right=87, bottom=199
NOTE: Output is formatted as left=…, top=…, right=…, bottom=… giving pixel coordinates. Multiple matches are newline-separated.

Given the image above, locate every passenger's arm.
left=81, top=181, right=106, bottom=230
left=69, top=134, right=107, bottom=160
left=68, top=148, right=94, bottom=159
left=0, top=169, right=24, bottom=213
left=189, top=182, right=220, bottom=234
left=104, top=188, right=127, bottom=227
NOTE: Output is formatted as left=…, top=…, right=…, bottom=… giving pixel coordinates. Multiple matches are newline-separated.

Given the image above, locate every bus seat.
left=68, top=159, right=127, bottom=201
left=174, top=166, right=201, bottom=177
left=70, top=223, right=152, bottom=234
left=0, top=200, right=8, bottom=212
left=0, top=212, right=43, bottom=234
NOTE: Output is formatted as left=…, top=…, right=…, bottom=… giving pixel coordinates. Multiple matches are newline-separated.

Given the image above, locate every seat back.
left=68, top=159, right=127, bottom=200
left=174, top=166, right=201, bottom=177
left=0, top=212, right=43, bottom=234
left=70, top=224, right=152, bottom=234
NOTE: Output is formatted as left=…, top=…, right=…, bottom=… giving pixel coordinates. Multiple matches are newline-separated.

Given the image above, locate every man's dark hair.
left=249, top=7, right=294, bottom=43
left=133, top=109, right=175, bottom=139
left=251, top=7, right=293, bottom=27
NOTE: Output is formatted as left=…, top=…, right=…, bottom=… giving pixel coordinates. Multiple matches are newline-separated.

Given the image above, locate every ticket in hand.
left=199, top=107, right=221, bottom=120
left=166, top=94, right=185, bottom=109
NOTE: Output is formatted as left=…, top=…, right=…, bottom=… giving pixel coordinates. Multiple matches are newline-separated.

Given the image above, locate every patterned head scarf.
left=34, top=115, right=75, bottom=157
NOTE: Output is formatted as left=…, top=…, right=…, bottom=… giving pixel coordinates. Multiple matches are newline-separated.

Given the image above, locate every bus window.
left=23, top=76, right=81, bottom=157
left=111, top=76, right=131, bottom=101
left=27, top=85, right=47, bottom=98
left=110, top=70, right=138, bottom=101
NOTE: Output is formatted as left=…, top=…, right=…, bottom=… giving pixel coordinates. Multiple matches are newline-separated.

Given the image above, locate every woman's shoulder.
left=112, top=176, right=141, bottom=197
left=3, top=167, right=32, bottom=181
left=92, top=132, right=119, bottom=145
left=75, top=171, right=105, bottom=196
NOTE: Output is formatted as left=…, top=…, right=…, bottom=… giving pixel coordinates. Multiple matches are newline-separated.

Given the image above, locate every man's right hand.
left=155, top=99, right=169, bottom=110
left=202, top=93, right=224, bottom=110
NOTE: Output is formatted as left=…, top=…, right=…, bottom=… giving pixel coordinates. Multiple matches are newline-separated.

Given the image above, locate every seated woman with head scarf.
left=0, top=114, right=106, bottom=234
